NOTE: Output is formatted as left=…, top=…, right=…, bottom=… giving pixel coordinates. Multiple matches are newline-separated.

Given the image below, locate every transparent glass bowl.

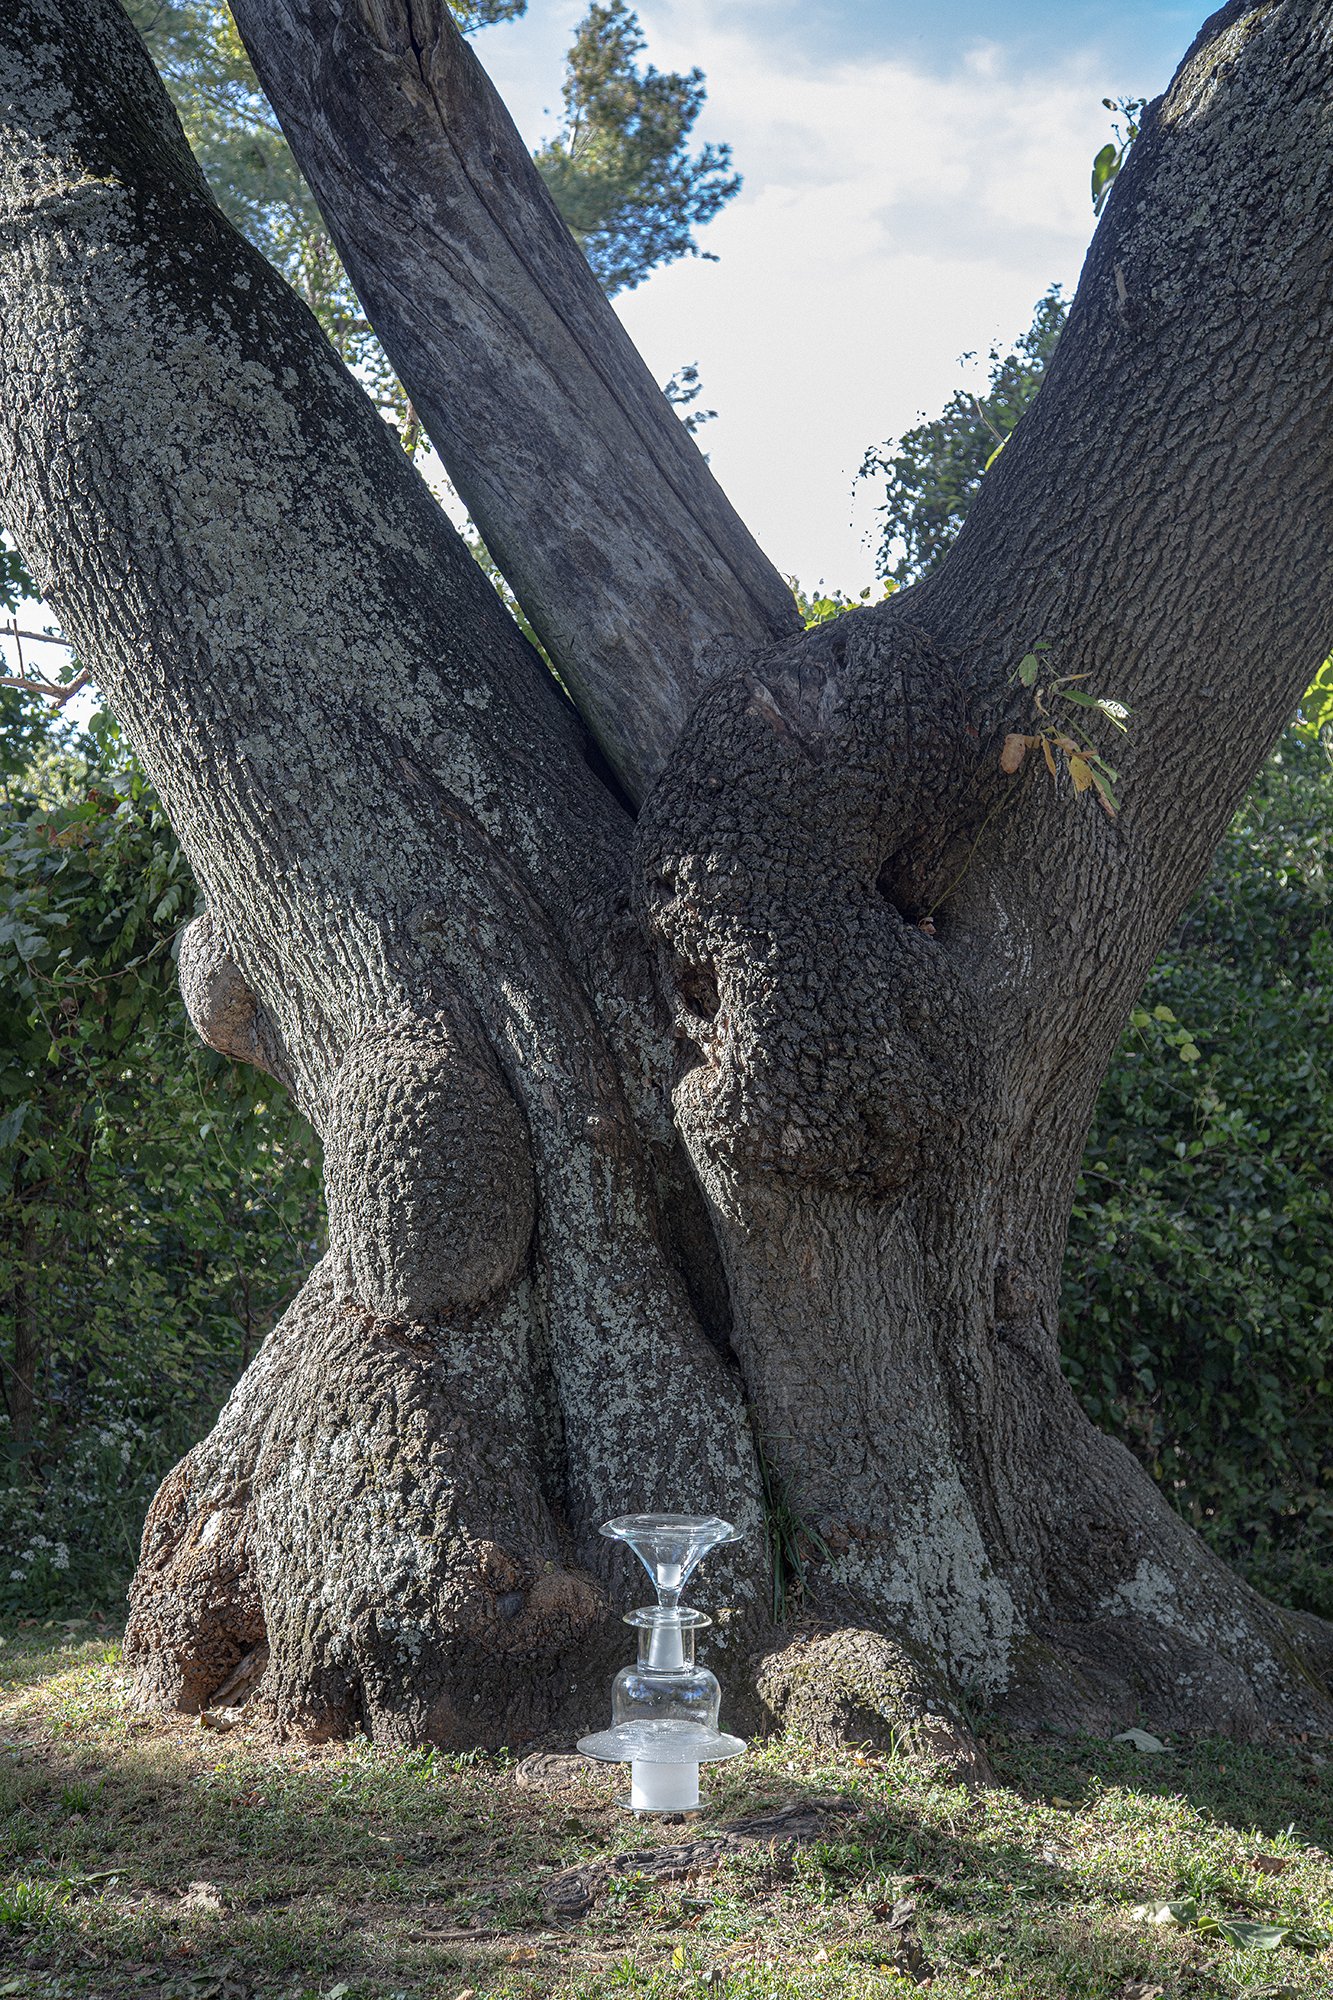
left=600, top=1514, right=741, bottom=1607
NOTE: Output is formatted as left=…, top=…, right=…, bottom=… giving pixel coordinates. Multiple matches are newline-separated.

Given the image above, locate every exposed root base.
left=756, top=1625, right=996, bottom=1788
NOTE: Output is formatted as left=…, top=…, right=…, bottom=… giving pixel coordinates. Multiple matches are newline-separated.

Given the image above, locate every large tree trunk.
left=1, top=0, right=1331, bottom=1753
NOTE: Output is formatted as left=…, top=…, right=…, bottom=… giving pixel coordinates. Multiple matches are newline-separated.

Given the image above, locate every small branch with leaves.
left=1000, top=641, right=1129, bottom=818
left=1091, top=95, right=1147, bottom=215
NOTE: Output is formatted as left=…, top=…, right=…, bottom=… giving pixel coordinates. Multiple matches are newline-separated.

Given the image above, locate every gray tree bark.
left=0, top=0, right=1330, bottom=1754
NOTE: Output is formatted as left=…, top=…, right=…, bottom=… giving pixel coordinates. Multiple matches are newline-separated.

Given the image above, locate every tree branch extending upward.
left=228, top=0, right=801, bottom=801
left=911, top=0, right=1333, bottom=983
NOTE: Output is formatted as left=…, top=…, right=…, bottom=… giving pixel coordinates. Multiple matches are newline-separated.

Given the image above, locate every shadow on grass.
left=990, top=1724, right=1333, bottom=1849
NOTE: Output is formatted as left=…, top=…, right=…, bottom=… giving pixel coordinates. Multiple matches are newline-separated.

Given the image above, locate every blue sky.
left=716, top=0, right=1199, bottom=77
left=476, top=0, right=1202, bottom=588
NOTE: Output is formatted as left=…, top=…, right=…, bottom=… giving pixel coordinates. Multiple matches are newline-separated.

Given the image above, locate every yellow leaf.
left=1069, top=756, right=1093, bottom=794
left=1041, top=736, right=1058, bottom=778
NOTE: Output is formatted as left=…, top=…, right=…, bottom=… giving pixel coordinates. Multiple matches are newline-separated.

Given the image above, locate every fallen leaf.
left=1000, top=732, right=1029, bottom=774
left=871, top=1897, right=917, bottom=1929
left=1113, top=1728, right=1169, bottom=1753
left=1119, top=1984, right=1163, bottom=2000
left=1130, top=1897, right=1196, bottom=1925
left=889, top=1935, right=936, bottom=1985
left=181, top=1880, right=227, bottom=1912
left=1250, top=1854, right=1294, bottom=1876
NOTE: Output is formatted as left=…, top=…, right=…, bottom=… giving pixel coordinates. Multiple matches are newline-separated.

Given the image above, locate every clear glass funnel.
left=599, top=1514, right=740, bottom=1609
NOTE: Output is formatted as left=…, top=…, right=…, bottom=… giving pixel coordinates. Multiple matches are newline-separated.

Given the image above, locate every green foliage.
left=1295, top=653, right=1333, bottom=744
left=791, top=579, right=896, bottom=629
left=0, top=716, right=322, bottom=1613
left=530, top=0, right=740, bottom=297
left=859, top=285, right=1067, bottom=586
left=0, top=542, right=53, bottom=783
left=1091, top=95, right=1146, bottom=214
left=1063, top=737, right=1333, bottom=1614
left=662, top=360, right=716, bottom=437
left=0, top=538, right=32, bottom=615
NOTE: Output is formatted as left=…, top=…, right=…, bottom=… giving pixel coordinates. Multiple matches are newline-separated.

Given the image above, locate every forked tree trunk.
left=1, top=0, right=1331, bottom=1757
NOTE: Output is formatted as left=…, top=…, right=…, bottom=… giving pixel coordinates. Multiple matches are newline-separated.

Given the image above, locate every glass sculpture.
left=578, top=1513, right=746, bottom=1812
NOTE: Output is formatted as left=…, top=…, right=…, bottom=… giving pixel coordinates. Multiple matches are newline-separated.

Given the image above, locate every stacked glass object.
left=578, top=1513, right=745, bottom=1812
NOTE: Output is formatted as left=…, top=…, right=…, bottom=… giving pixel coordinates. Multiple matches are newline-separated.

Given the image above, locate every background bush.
left=1063, top=735, right=1333, bottom=1615
left=0, top=631, right=322, bottom=1613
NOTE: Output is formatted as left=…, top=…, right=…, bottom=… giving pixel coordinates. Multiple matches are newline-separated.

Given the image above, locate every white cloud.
left=477, top=4, right=1170, bottom=590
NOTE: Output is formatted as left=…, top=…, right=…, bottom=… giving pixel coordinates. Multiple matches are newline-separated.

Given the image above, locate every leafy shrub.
left=0, top=698, right=322, bottom=1613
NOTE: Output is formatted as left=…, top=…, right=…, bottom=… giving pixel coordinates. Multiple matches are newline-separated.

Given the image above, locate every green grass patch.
left=2, top=1618, right=1331, bottom=1997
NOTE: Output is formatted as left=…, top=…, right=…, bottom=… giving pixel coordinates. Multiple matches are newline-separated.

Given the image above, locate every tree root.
left=755, top=1625, right=996, bottom=1787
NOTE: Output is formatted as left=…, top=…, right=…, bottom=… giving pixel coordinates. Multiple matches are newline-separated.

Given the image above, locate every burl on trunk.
left=0, top=0, right=1331, bottom=1757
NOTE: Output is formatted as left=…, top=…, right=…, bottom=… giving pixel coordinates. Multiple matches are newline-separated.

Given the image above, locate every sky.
left=472, top=0, right=1196, bottom=592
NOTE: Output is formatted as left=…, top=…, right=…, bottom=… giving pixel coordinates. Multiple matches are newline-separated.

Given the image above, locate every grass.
left=2, top=1619, right=1332, bottom=1998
